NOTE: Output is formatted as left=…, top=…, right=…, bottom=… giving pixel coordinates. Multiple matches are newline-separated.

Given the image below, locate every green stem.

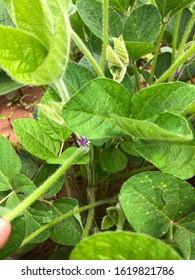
left=54, top=79, right=70, bottom=102
left=71, top=29, right=104, bottom=77
left=21, top=197, right=117, bottom=247
left=3, top=147, right=89, bottom=222
left=64, top=174, right=71, bottom=198
left=185, top=66, right=194, bottom=84
left=133, top=62, right=141, bottom=92
left=100, top=0, right=109, bottom=72
left=149, top=22, right=166, bottom=85
left=83, top=147, right=96, bottom=238
left=117, top=207, right=126, bottom=231
left=155, top=44, right=195, bottom=84
left=168, top=11, right=182, bottom=82
left=177, top=10, right=195, bottom=59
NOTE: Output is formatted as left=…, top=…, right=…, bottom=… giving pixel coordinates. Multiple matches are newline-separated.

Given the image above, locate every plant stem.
left=168, top=11, right=182, bottom=82
left=117, top=207, right=126, bottom=231
left=155, top=44, right=195, bottom=84
left=21, top=197, right=117, bottom=247
left=133, top=62, right=141, bottom=92
left=83, top=146, right=96, bottom=238
left=3, top=147, right=89, bottom=222
left=71, top=29, right=104, bottom=78
left=177, top=10, right=195, bottom=59
left=54, top=79, right=70, bottom=102
left=64, top=174, right=71, bottom=197
left=100, top=0, right=109, bottom=72
left=149, top=22, right=166, bottom=85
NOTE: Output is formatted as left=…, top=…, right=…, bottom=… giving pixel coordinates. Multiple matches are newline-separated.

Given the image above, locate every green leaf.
left=13, top=0, right=53, bottom=48
left=24, top=208, right=51, bottom=243
left=101, top=215, right=115, bottom=230
left=62, top=62, right=96, bottom=98
left=47, top=147, right=90, bottom=165
left=77, top=0, right=123, bottom=40
left=124, top=5, right=161, bottom=43
left=0, top=213, right=26, bottom=259
left=50, top=198, right=83, bottom=246
left=154, top=0, right=195, bottom=18
left=132, top=83, right=195, bottom=120
left=113, top=113, right=193, bottom=141
left=33, top=163, right=64, bottom=199
left=134, top=139, right=195, bottom=179
left=38, top=87, right=72, bottom=141
left=62, top=78, right=131, bottom=139
left=6, top=174, right=37, bottom=209
left=13, top=119, right=60, bottom=160
left=0, top=2, right=71, bottom=85
left=70, top=232, right=181, bottom=260
left=0, top=71, right=21, bottom=96
left=154, top=52, right=172, bottom=78
left=19, top=151, right=39, bottom=180
left=0, top=0, right=14, bottom=26
left=0, top=136, right=21, bottom=189
left=174, top=213, right=195, bottom=260
left=99, top=145, right=127, bottom=173
left=125, top=41, right=157, bottom=61
left=120, top=172, right=195, bottom=237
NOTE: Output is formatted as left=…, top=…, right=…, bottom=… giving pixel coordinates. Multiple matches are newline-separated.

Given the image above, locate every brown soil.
left=0, top=86, right=43, bottom=142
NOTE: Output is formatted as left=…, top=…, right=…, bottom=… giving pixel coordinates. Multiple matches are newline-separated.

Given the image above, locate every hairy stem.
left=54, top=79, right=70, bottom=102
left=3, top=147, right=89, bottom=222
left=149, top=22, right=166, bottom=85
left=177, top=10, right=195, bottom=59
left=155, top=44, right=195, bottom=84
left=83, top=147, right=96, bottom=238
left=100, top=0, right=109, bottom=72
left=168, top=11, right=182, bottom=82
left=133, top=62, right=141, bottom=92
left=71, top=29, right=104, bottom=77
left=21, top=197, right=117, bottom=247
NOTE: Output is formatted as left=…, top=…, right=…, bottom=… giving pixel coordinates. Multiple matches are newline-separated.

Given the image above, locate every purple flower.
left=77, top=138, right=90, bottom=146
left=174, top=71, right=180, bottom=78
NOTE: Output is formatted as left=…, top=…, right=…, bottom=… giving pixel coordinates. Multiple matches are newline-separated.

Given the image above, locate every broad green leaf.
left=0, top=3, right=70, bottom=85
left=113, top=113, right=193, bottom=141
left=62, top=62, right=96, bottom=98
left=0, top=26, right=48, bottom=76
left=154, top=0, right=195, bottom=18
left=0, top=71, right=21, bottom=96
left=132, top=83, right=195, bottom=120
left=0, top=212, right=25, bottom=259
left=38, top=87, right=72, bottom=141
left=154, top=52, right=172, bottom=78
left=125, top=42, right=157, bottom=61
left=0, top=136, right=21, bottom=186
left=70, top=232, right=181, bottom=260
left=99, top=145, right=127, bottom=173
left=50, top=198, right=83, bottom=246
left=13, top=0, right=53, bottom=47
left=77, top=0, right=123, bottom=40
left=134, top=139, right=195, bottom=179
left=0, top=0, right=14, bottom=26
left=6, top=174, right=37, bottom=209
left=174, top=213, right=195, bottom=260
left=19, top=151, right=39, bottom=180
left=62, top=78, right=131, bottom=139
left=0, top=171, right=12, bottom=191
left=120, top=139, right=141, bottom=157
left=124, top=5, right=161, bottom=43
left=24, top=208, right=51, bottom=243
left=47, top=147, right=90, bottom=165
left=33, top=163, right=64, bottom=199
left=13, top=119, right=60, bottom=160
left=120, top=172, right=195, bottom=237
